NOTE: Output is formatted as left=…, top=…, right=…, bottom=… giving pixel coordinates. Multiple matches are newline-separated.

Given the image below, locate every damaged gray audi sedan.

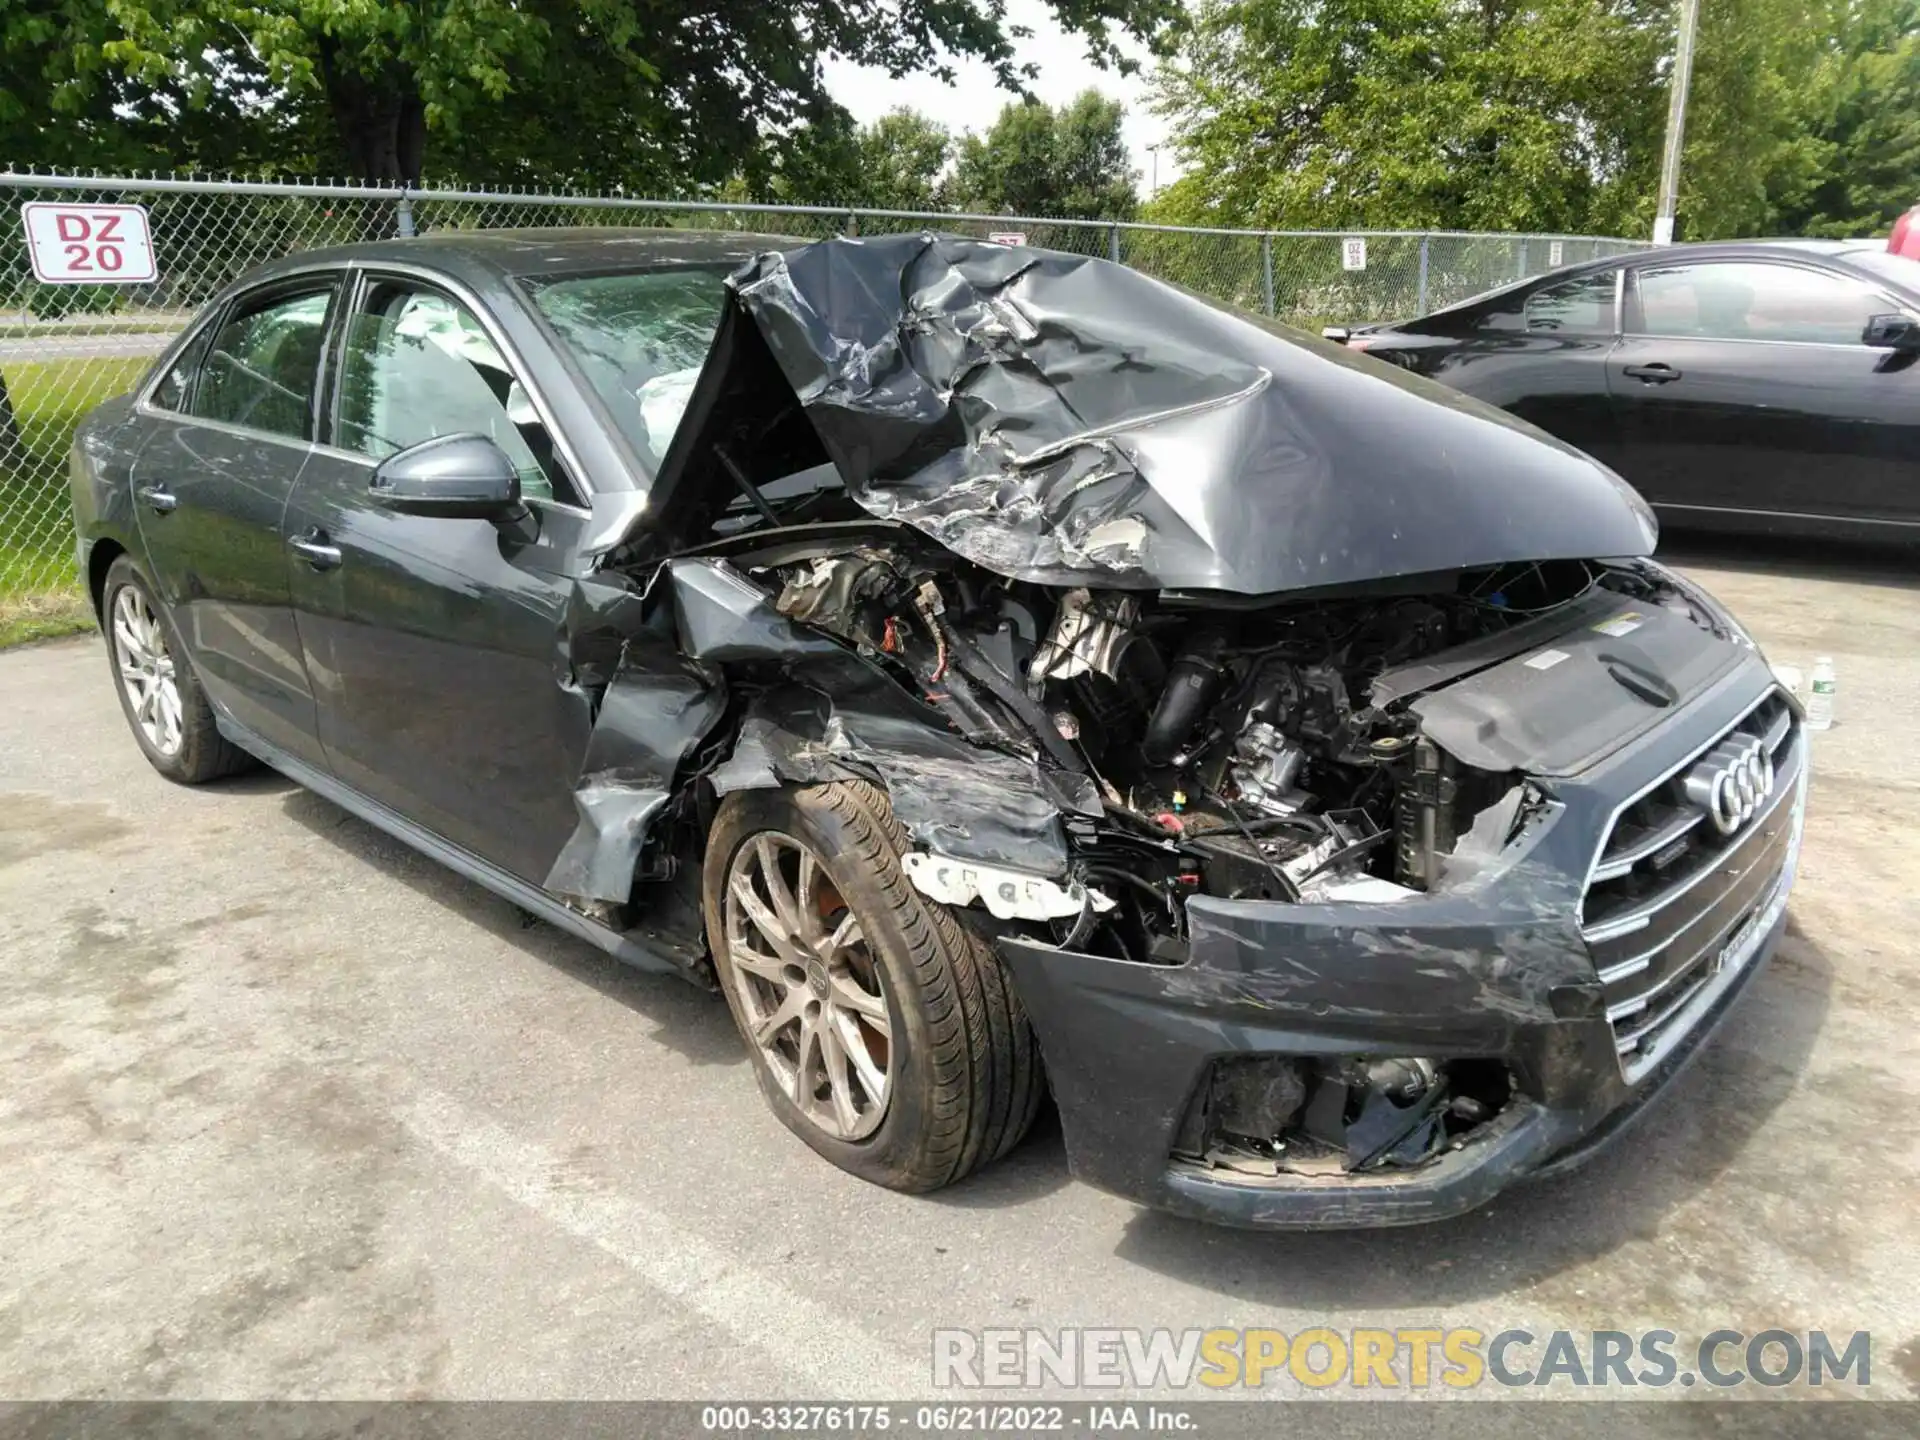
left=70, top=228, right=1805, bottom=1228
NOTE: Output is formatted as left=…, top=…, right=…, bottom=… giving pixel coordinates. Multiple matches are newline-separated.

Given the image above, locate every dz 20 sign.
left=21, top=202, right=158, bottom=283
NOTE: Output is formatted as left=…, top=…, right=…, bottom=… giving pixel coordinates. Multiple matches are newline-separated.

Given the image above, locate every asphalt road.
left=1, top=538, right=1916, bottom=1401
left=0, top=329, right=175, bottom=364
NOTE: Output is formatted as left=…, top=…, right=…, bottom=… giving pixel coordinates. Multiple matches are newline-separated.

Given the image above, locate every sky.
left=820, top=0, right=1182, bottom=200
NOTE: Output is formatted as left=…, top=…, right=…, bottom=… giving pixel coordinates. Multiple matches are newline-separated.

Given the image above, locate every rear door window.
left=1467, top=270, right=1618, bottom=334
left=189, top=285, right=336, bottom=440
left=1522, top=271, right=1618, bottom=333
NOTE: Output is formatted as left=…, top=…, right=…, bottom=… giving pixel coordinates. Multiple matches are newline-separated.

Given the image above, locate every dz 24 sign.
left=21, top=202, right=158, bottom=283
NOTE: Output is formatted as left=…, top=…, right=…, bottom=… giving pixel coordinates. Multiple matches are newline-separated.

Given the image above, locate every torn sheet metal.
left=544, top=645, right=727, bottom=903
left=866, top=748, right=1076, bottom=875
left=551, top=554, right=1085, bottom=894
left=545, top=554, right=848, bottom=905
left=662, top=557, right=1087, bottom=877
left=707, top=715, right=789, bottom=796
left=727, top=681, right=1081, bottom=878
left=704, top=232, right=1655, bottom=594
left=668, top=556, right=846, bottom=664
left=562, top=572, right=652, bottom=693
left=578, top=489, right=652, bottom=560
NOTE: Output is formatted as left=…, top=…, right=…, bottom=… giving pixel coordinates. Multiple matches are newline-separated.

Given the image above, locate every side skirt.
left=215, top=716, right=687, bottom=980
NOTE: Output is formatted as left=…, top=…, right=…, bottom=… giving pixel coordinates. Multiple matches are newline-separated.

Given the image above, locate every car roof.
left=1396, top=235, right=1913, bottom=326
left=1625, top=237, right=1885, bottom=262
left=1529, top=236, right=1905, bottom=280
left=1570, top=237, right=1920, bottom=299
left=246, top=226, right=800, bottom=289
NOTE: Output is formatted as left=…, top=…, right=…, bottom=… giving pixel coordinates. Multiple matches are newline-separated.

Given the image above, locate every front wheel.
left=101, top=555, right=254, bottom=784
left=703, top=780, right=1043, bottom=1192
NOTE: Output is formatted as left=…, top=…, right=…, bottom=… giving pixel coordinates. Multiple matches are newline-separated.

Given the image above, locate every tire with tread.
left=101, top=554, right=255, bottom=785
left=703, top=779, right=1043, bottom=1191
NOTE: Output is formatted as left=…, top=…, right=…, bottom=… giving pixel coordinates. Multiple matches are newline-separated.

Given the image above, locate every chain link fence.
left=0, top=169, right=1646, bottom=632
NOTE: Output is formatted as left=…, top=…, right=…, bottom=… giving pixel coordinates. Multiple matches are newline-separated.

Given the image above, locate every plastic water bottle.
left=1805, top=656, right=1836, bottom=731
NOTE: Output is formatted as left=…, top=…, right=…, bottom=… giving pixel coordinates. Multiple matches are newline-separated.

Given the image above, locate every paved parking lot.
left=1, top=537, right=1916, bottom=1401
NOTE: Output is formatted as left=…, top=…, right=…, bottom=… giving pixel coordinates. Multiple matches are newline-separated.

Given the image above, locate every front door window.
left=336, top=282, right=568, bottom=502
left=1633, top=262, right=1885, bottom=345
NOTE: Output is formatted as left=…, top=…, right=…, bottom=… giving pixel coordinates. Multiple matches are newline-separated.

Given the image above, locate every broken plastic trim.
left=1173, top=1054, right=1514, bottom=1181
left=902, top=852, right=1116, bottom=923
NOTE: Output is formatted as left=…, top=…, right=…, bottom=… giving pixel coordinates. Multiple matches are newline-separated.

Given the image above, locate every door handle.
left=135, top=484, right=178, bottom=514
left=287, top=531, right=343, bottom=571
left=1622, top=362, right=1682, bottom=384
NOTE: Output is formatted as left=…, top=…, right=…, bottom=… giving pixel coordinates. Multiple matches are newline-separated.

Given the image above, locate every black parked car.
left=71, top=229, right=1805, bottom=1228
left=1329, top=239, right=1920, bottom=540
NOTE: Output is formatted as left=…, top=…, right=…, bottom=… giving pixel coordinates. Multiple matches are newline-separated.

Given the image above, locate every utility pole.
left=1653, top=0, right=1703, bottom=244
left=1147, top=143, right=1160, bottom=197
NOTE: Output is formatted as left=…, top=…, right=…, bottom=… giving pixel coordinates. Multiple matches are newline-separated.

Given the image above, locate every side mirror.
left=1863, top=313, right=1920, bottom=352
left=1321, top=326, right=1352, bottom=344
left=369, top=433, right=523, bottom=519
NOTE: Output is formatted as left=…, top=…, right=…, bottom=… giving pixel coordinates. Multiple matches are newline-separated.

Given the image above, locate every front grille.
left=1580, top=689, right=1804, bottom=1083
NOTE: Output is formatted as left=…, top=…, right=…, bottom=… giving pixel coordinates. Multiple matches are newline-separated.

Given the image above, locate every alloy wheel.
left=723, top=832, right=893, bottom=1141
left=110, top=585, right=183, bottom=757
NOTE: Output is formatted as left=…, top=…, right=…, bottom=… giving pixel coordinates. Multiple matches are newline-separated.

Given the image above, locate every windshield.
left=523, top=267, right=730, bottom=469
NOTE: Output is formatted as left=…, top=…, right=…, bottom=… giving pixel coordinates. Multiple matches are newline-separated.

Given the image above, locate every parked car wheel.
left=704, top=780, right=1043, bottom=1191
left=101, top=555, right=254, bottom=784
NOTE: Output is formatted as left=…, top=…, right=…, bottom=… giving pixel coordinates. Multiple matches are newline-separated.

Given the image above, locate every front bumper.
left=996, top=671, right=1805, bottom=1231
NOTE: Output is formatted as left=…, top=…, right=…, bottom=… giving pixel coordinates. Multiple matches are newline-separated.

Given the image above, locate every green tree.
left=1, top=1, right=315, bottom=174
left=1146, top=0, right=1901, bottom=242
left=1763, top=0, right=1920, bottom=236
left=855, top=109, right=953, bottom=211
left=2, top=3, right=140, bottom=170
left=952, top=90, right=1138, bottom=219
left=1674, top=0, right=1833, bottom=238
left=11, top=0, right=1179, bottom=189
left=1148, top=0, right=1670, bottom=235
left=744, top=105, right=953, bottom=211
left=97, top=0, right=677, bottom=184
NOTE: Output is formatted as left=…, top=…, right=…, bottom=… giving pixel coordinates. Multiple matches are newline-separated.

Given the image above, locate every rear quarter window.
left=147, top=325, right=215, bottom=412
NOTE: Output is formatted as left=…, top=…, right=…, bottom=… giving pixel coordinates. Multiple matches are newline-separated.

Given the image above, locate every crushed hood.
left=653, top=232, right=1656, bottom=594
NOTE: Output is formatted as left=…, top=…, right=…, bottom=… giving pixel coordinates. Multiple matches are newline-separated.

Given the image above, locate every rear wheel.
left=704, top=780, right=1043, bottom=1191
left=102, top=555, right=254, bottom=784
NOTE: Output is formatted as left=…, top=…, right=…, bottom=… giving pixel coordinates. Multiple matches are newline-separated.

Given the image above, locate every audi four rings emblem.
left=1682, top=736, right=1776, bottom=836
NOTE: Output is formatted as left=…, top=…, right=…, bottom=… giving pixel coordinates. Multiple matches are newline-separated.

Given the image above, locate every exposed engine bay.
left=639, top=532, right=1734, bottom=1185
left=509, top=229, right=1781, bottom=1213
left=534, top=233, right=1773, bottom=1216
left=738, top=530, right=1729, bottom=969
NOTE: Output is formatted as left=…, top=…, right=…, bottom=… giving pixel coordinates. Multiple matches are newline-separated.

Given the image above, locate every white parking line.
left=395, top=1087, right=925, bottom=1397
